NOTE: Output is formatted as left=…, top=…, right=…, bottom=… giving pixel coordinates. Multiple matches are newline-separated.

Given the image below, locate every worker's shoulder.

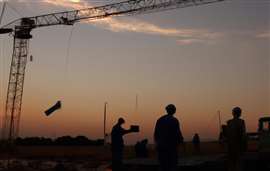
left=112, top=124, right=120, bottom=131
left=157, top=115, right=179, bottom=123
left=157, top=114, right=166, bottom=120
left=239, top=118, right=245, bottom=124
left=227, top=118, right=245, bottom=125
left=227, top=119, right=233, bottom=124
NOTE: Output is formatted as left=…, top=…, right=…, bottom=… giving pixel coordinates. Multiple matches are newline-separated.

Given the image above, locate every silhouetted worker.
left=226, top=107, right=247, bottom=171
left=154, top=104, right=184, bottom=171
left=111, top=118, right=137, bottom=171
left=192, top=133, right=201, bottom=154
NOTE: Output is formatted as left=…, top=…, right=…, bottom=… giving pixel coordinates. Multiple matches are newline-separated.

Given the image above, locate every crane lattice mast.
left=0, top=0, right=224, bottom=141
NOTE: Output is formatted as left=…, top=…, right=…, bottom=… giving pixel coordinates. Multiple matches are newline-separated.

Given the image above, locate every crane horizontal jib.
left=1, top=0, right=225, bottom=141
left=0, top=0, right=224, bottom=33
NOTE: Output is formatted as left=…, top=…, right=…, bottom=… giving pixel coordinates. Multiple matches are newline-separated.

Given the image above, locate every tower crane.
left=0, top=0, right=224, bottom=141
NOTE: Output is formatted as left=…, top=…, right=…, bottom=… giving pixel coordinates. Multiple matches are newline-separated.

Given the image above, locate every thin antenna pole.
left=218, top=110, right=222, bottom=132
left=135, top=94, right=138, bottom=114
left=103, top=102, right=108, bottom=145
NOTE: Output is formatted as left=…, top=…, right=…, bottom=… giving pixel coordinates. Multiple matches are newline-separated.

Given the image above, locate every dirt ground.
left=0, top=141, right=259, bottom=171
left=0, top=141, right=258, bottom=159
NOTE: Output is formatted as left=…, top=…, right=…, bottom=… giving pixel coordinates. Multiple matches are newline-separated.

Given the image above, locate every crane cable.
left=0, top=49, right=1, bottom=131
left=0, top=35, right=6, bottom=124
left=61, top=25, right=75, bottom=101
left=0, top=1, right=24, bottom=25
left=0, top=1, right=4, bottom=113
left=65, top=26, right=75, bottom=77
left=0, top=2, right=6, bottom=26
left=5, top=1, right=23, bottom=18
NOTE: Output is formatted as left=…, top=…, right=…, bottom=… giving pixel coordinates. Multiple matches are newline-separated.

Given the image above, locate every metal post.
left=104, top=102, right=108, bottom=145
left=135, top=94, right=138, bottom=114
left=218, top=110, right=222, bottom=132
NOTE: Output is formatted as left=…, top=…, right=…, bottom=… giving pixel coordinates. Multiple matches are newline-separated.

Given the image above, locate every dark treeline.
left=15, top=136, right=104, bottom=146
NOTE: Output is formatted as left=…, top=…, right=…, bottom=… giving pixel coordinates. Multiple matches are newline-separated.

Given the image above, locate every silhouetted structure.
left=192, top=133, right=201, bottom=154
left=226, top=107, right=247, bottom=171
left=257, top=117, right=270, bottom=170
left=135, top=139, right=149, bottom=158
left=111, top=118, right=138, bottom=171
left=15, top=136, right=104, bottom=146
left=154, top=104, right=184, bottom=171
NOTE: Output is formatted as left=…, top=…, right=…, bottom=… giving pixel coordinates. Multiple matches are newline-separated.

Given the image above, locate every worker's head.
left=166, top=104, right=176, bottom=115
left=232, top=107, right=242, bottom=118
left=118, top=117, right=125, bottom=125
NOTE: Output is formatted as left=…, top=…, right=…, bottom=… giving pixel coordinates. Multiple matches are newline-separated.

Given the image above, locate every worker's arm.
left=121, top=127, right=136, bottom=135
left=154, top=120, right=160, bottom=144
left=242, top=120, right=247, bottom=135
left=176, top=120, right=184, bottom=144
left=241, top=120, right=248, bottom=152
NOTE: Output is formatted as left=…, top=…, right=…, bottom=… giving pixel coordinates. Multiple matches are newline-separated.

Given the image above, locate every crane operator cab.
left=15, top=18, right=35, bottom=39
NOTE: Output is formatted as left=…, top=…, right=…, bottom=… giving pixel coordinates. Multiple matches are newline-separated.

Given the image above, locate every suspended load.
left=45, top=101, right=61, bottom=116
left=130, top=125, right=140, bottom=132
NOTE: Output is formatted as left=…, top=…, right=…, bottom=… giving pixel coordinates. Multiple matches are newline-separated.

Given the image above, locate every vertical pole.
left=104, top=102, right=107, bottom=145
left=218, top=110, right=222, bottom=132
left=135, top=94, right=138, bottom=114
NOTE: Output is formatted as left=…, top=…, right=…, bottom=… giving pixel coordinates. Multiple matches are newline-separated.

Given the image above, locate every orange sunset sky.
left=0, top=0, right=269, bottom=144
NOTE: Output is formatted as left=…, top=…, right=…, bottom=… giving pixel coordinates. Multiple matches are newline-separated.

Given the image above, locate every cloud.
left=42, top=0, right=88, bottom=9
left=177, top=39, right=204, bottom=45
left=6, top=0, right=222, bottom=44
left=43, top=0, right=221, bottom=42
left=176, top=33, right=221, bottom=45
left=92, top=18, right=211, bottom=37
left=256, top=31, right=270, bottom=39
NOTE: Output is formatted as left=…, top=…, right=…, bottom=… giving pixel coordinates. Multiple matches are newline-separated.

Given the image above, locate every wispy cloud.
left=92, top=18, right=216, bottom=37
left=177, top=31, right=222, bottom=45
left=177, top=39, right=207, bottom=45
left=7, top=0, right=222, bottom=44
left=256, top=31, right=270, bottom=39
left=42, top=0, right=88, bottom=9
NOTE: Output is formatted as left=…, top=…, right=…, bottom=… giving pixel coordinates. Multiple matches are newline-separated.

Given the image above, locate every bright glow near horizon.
left=0, top=0, right=269, bottom=144
left=69, top=0, right=80, bottom=2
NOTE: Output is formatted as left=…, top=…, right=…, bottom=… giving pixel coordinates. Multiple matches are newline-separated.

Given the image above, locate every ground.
left=0, top=141, right=264, bottom=171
